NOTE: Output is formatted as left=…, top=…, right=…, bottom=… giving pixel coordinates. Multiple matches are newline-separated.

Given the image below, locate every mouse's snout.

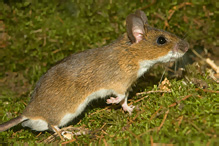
left=178, top=40, right=189, bottom=53
left=173, top=40, right=189, bottom=54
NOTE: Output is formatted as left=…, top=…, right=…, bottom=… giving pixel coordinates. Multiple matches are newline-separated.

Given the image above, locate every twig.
left=191, top=49, right=219, bottom=74
left=164, top=2, right=193, bottom=29
left=123, top=110, right=146, bottom=130
left=21, top=100, right=27, bottom=106
left=99, top=132, right=104, bottom=145
left=195, top=88, right=219, bottom=93
left=206, top=140, right=211, bottom=146
left=157, top=110, right=169, bottom=132
left=207, top=69, right=218, bottom=83
left=129, top=96, right=149, bottom=106
left=154, top=13, right=165, bottom=20
left=137, top=127, right=158, bottom=138
left=76, top=119, right=82, bottom=125
left=43, top=33, right=46, bottom=46
left=52, top=49, right=61, bottom=54
left=134, top=109, right=145, bottom=120
left=175, top=116, right=183, bottom=132
left=168, top=102, right=177, bottom=108
left=140, top=0, right=156, bottom=10
left=42, top=133, right=57, bottom=143
left=57, top=16, right=64, bottom=24
left=129, top=138, right=132, bottom=146
left=51, top=125, right=65, bottom=141
left=36, top=132, right=42, bottom=138
left=187, top=120, right=203, bottom=133
left=126, top=129, right=144, bottom=143
left=181, top=94, right=193, bottom=101
left=103, top=139, right=108, bottom=146
left=150, top=106, right=163, bottom=120
left=100, top=123, right=107, bottom=130
left=150, top=94, right=193, bottom=126
left=150, top=135, right=154, bottom=146
left=169, top=94, right=193, bottom=108
left=61, top=139, right=76, bottom=145
left=101, top=129, right=108, bottom=135
left=206, top=58, right=219, bottom=74
left=191, top=48, right=204, bottom=60
left=167, top=2, right=193, bottom=20
left=196, top=95, right=203, bottom=99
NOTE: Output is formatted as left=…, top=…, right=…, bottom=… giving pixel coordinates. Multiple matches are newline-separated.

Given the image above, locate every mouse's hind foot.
left=121, top=103, right=135, bottom=115
left=51, top=125, right=74, bottom=140
left=50, top=125, right=88, bottom=141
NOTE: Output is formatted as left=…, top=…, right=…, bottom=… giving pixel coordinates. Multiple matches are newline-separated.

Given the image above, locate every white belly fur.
left=59, top=89, right=117, bottom=127
left=22, top=118, right=48, bottom=131
left=21, top=89, right=118, bottom=131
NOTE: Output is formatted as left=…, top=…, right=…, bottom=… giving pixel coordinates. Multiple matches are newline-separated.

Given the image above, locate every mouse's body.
left=0, top=10, right=189, bottom=132
left=22, top=37, right=137, bottom=131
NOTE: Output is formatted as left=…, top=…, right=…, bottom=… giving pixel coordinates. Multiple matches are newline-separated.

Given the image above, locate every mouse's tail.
left=0, top=115, right=28, bottom=132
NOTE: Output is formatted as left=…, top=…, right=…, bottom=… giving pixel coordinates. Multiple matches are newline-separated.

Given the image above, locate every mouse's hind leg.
left=50, top=125, right=66, bottom=141
left=50, top=125, right=86, bottom=140
left=51, top=125, right=74, bottom=141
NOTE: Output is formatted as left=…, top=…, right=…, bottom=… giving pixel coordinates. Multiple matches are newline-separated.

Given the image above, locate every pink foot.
left=106, top=95, right=134, bottom=115
left=106, top=97, right=122, bottom=104
left=122, top=103, right=135, bottom=115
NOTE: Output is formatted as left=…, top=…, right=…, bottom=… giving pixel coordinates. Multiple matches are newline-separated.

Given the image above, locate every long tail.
left=0, top=116, right=27, bottom=132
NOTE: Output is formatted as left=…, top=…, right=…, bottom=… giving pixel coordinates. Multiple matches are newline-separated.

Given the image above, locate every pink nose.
left=184, top=47, right=189, bottom=52
left=178, top=41, right=189, bottom=53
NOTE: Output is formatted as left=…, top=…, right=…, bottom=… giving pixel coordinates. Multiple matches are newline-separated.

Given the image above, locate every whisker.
left=180, top=56, right=186, bottom=67
left=178, top=51, right=187, bottom=68
left=158, top=54, right=174, bottom=86
left=174, top=60, right=177, bottom=73
left=159, top=68, right=166, bottom=85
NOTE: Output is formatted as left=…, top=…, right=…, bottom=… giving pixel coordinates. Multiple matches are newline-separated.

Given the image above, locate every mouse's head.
left=126, top=10, right=189, bottom=62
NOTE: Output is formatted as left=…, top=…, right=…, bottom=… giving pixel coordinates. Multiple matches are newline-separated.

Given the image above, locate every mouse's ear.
left=135, top=10, right=148, bottom=25
left=126, top=11, right=147, bottom=44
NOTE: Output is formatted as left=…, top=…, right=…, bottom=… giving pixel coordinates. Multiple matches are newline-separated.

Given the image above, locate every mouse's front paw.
left=106, top=97, right=121, bottom=104
left=122, top=104, right=135, bottom=115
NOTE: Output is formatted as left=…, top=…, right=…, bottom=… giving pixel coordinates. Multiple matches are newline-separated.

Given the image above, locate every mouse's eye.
left=157, top=36, right=167, bottom=45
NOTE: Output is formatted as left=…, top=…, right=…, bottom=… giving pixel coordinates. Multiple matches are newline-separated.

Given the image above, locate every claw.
left=122, top=104, right=135, bottom=115
left=106, top=94, right=134, bottom=115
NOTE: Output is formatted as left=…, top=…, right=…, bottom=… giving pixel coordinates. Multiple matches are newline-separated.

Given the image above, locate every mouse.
left=0, top=10, right=189, bottom=133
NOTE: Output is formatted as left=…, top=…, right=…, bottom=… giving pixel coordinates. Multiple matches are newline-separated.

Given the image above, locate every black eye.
left=157, top=36, right=167, bottom=45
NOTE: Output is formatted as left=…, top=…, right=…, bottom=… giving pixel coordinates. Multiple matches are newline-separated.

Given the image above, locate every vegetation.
left=0, top=0, right=217, bottom=144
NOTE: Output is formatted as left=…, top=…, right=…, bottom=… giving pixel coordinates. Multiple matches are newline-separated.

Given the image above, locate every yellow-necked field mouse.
left=0, top=10, right=189, bottom=133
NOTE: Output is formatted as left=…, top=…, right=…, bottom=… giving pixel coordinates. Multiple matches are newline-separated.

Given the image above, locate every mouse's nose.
left=178, top=40, right=189, bottom=53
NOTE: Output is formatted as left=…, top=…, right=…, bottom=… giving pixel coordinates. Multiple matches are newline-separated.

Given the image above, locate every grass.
left=0, top=0, right=218, bottom=145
